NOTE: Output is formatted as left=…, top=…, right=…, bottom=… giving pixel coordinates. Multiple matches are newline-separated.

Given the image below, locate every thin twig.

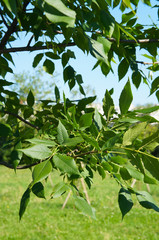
left=136, top=61, right=159, bottom=65
left=2, top=110, right=40, bottom=129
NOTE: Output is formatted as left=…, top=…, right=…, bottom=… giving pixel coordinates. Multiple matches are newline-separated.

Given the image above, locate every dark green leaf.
left=32, top=182, right=45, bottom=199
left=27, top=90, right=34, bottom=107
left=0, top=123, right=11, bottom=137
left=32, top=53, right=43, bottom=68
left=136, top=191, right=159, bottom=212
left=118, top=58, right=129, bottom=81
left=103, top=89, right=114, bottom=120
left=118, top=188, right=133, bottom=219
left=119, top=79, right=133, bottom=115
left=19, top=188, right=31, bottom=220
left=62, top=136, right=84, bottom=146
left=43, top=59, right=55, bottom=74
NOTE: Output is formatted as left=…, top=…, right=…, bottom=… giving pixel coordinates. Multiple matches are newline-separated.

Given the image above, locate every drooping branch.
left=0, top=38, right=159, bottom=54
left=2, top=110, right=40, bottom=130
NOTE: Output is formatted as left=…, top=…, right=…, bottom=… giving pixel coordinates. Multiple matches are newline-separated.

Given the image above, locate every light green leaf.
left=32, top=160, right=52, bottom=184
left=62, top=137, right=84, bottom=146
left=125, top=166, right=144, bottom=181
left=57, top=120, right=69, bottom=144
left=136, top=191, right=159, bottom=212
left=118, top=188, right=133, bottom=219
left=19, top=144, right=52, bottom=160
left=53, top=154, right=80, bottom=176
left=79, top=112, right=93, bottom=130
left=123, top=122, right=147, bottom=146
left=94, top=108, right=102, bottom=130
left=26, top=138, right=56, bottom=147
left=51, top=182, right=70, bottom=198
left=74, top=196, right=96, bottom=219
left=44, top=0, right=76, bottom=28
left=119, top=79, right=133, bottom=115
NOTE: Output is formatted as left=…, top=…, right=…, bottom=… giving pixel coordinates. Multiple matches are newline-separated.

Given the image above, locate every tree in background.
left=0, top=0, right=159, bottom=220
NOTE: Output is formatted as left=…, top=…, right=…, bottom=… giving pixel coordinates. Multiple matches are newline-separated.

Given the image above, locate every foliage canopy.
left=0, top=0, right=159, bottom=220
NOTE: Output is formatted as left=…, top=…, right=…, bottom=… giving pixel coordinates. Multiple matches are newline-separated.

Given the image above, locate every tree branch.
left=0, top=38, right=159, bottom=54
left=2, top=110, right=40, bottom=130
left=0, top=149, right=101, bottom=170
left=0, top=0, right=30, bottom=50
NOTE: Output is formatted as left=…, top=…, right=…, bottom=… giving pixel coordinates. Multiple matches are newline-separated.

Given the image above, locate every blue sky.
left=7, top=0, right=159, bottom=107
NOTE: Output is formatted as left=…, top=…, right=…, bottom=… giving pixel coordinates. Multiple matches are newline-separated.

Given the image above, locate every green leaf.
left=32, top=53, right=43, bottom=68
left=79, top=112, right=93, bottom=130
left=90, top=39, right=109, bottom=64
left=111, top=156, right=128, bottom=165
left=43, top=59, right=55, bottom=75
left=136, top=191, right=159, bottom=212
left=51, top=182, right=70, bottom=198
left=0, top=123, right=11, bottom=137
left=118, top=188, right=133, bottom=219
left=119, top=79, right=133, bottom=115
left=32, top=182, right=45, bottom=199
left=125, top=166, right=144, bottom=181
left=81, top=132, right=100, bottom=150
left=62, top=137, right=84, bottom=146
left=26, top=138, right=56, bottom=147
left=103, top=89, right=114, bottom=120
left=32, top=160, right=52, bottom=184
left=74, top=196, right=96, bottom=219
left=97, top=166, right=106, bottom=179
left=123, top=122, right=147, bottom=146
left=57, top=120, right=69, bottom=144
left=100, top=10, right=115, bottom=37
left=27, top=90, right=34, bottom=107
left=55, top=85, right=60, bottom=102
left=118, top=58, right=129, bottom=81
left=19, top=188, right=31, bottom=220
left=53, top=154, right=80, bottom=176
left=11, top=142, right=22, bottom=171
left=2, top=0, right=17, bottom=16
left=94, top=108, right=102, bottom=130
left=19, top=145, right=52, bottom=160
left=44, top=0, right=76, bottom=28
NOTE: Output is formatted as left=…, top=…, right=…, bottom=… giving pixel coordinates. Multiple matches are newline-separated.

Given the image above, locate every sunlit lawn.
left=0, top=166, right=159, bottom=240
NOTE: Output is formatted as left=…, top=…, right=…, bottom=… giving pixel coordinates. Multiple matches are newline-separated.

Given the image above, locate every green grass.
left=0, top=166, right=159, bottom=240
